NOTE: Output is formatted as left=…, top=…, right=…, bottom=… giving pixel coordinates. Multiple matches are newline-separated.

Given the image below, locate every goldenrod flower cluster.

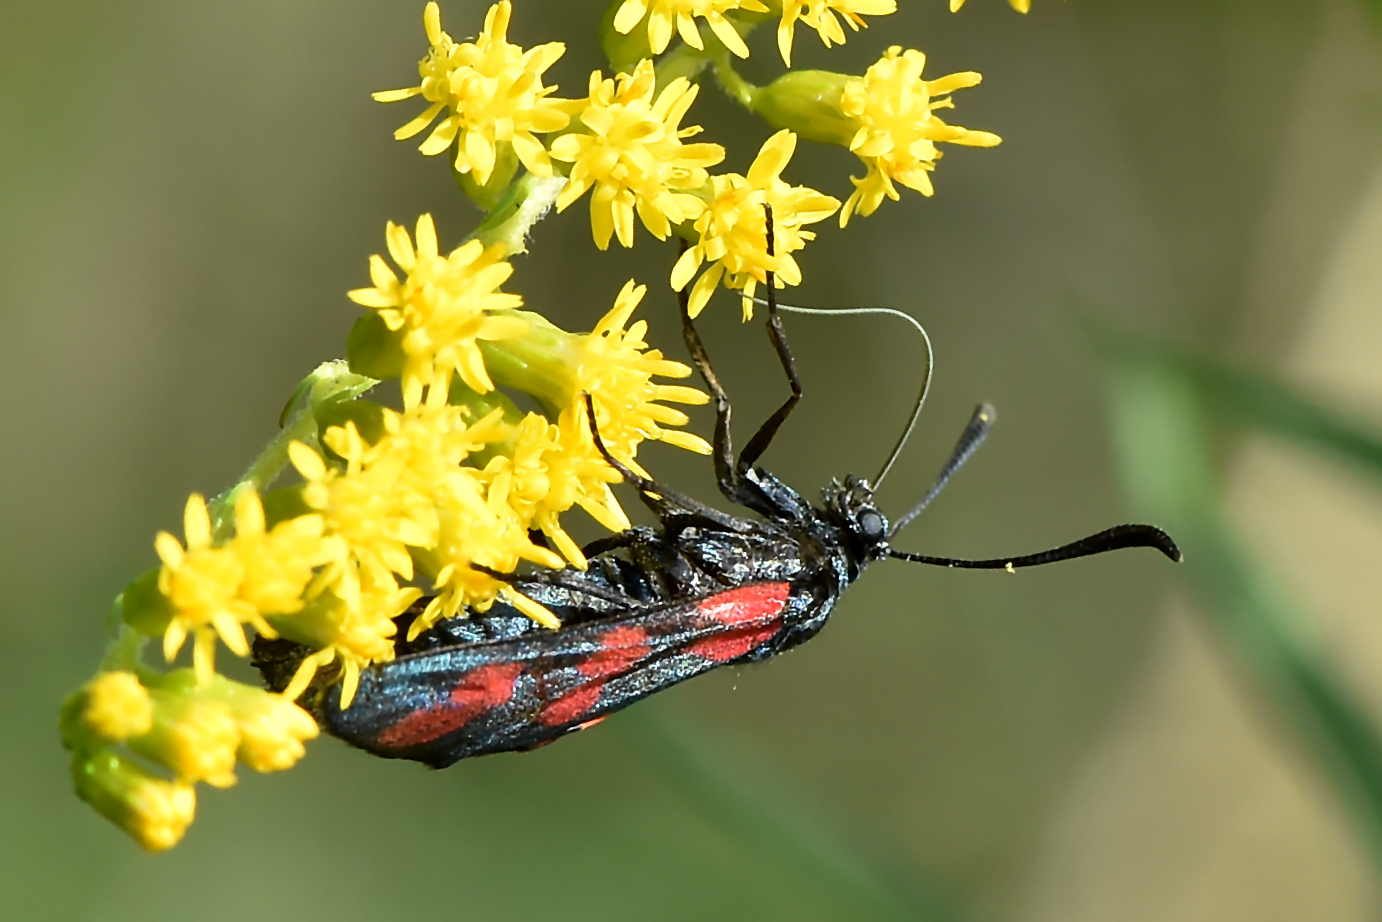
left=64, top=0, right=1019, bottom=851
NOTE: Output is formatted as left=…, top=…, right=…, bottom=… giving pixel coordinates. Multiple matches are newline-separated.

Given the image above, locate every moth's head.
left=821, top=475, right=891, bottom=565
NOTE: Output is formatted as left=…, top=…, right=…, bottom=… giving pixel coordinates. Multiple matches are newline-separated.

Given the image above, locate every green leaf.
left=1091, top=322, right=1382, bottom=484
left=1101, top=347, right=1382, bottom=877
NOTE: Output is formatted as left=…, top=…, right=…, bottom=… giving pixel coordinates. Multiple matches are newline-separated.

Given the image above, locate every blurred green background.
left=7, top=0, right=1382, bottom=919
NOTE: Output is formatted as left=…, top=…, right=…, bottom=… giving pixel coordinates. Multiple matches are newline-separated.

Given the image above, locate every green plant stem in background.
left=1101, top=333, right=1382, bottom=877
left=615, top=705, right=972, bottom=922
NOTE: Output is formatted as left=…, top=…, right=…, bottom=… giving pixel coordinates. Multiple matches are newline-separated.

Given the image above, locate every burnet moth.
left=254, top=210, right=1182, bottom=768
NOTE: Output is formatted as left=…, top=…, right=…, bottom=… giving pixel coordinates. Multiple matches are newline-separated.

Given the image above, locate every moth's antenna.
left=753, top=297, right=934, bottom=489
left=889, top=403, right=995, bottom=538
left=889, top=524, right=1183, bottom=569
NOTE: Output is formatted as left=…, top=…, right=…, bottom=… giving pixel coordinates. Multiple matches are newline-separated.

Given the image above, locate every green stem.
left=206, top=361, right=377, bottom=542
left=471, top=173, right=568, bottom=256
left=713, top=51, right=760, bottom=109
left=100, top=623, right=148, bottom=675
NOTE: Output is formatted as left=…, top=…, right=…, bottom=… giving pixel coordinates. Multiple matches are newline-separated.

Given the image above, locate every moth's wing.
left=319, top=582, right=794, bottom=767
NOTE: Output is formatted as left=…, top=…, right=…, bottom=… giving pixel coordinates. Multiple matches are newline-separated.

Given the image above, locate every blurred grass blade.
left=1104, top=357, right=1382, bottom=875
left=613, top=705, right=974, bottom=922
left=1094, top=325, right=1382, bottom=481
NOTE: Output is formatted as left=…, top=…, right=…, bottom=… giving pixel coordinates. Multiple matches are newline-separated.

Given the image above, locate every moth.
left=255, top=221, right=1180, bottom=768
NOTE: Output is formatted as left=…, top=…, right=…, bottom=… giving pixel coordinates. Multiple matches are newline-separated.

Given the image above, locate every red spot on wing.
left=539, top=626, right=650, bottom=726
left=691, top=583, right=791, bottom=663
left=377, top=662, right=523, bottom=748
left=697, top=583, right=791, bottom=626
left=539, top=683, right=602, bottom=727
left=690, top=623, right=783, bottom=663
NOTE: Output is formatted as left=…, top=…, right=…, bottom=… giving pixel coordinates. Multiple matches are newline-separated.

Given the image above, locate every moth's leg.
left=677, top=250, right=739, bottom=499
left=735, top=205, right=802, bottom=478
left=470, top=562, right=641, bottom=610
left=582, top=394, right=750, bottom=533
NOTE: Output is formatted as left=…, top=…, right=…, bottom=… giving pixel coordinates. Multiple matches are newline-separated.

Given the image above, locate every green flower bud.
left=346, top=312, right=405, bottom=381
left=70, top=749, right=196, bottom=852
left=120, top=568, right=173, bottom=638
left=750, top=70, right=856, bottom=147
left=128, top=677, right=240, bottom=788
left=315, top=398, right=389, bottom=450
left=455, top=139, right=520, bottom=212
left=476, top=310, right=581, bottom=417
left=599, top=1, right=651, bottom=78
left=258, top=486, right=315, bottom=531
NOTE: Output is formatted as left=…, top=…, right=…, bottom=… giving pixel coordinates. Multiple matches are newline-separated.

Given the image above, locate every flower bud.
left=120, top=568, right=174, bottom=638
left=750, top=70, right=856, bottom=147
left=455, top=139, right=520, bottom=211
left=81, top=672, right=154, bottom=742
left=129, top=682, right=240, bottom=789
left=599, top=1, right=652, bottom=74
left=213, top=678, right=319, bottom=773
left=476, top=310, right=582, bottom=415
left=315, top=398, right=390, bottom=454
left=347, top=312, right=406, bottom=381
left=71, top=750, right=196, bottom=852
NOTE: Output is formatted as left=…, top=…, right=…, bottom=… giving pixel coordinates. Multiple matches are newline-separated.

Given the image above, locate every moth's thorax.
left=818, top=475, right=891, bottom=580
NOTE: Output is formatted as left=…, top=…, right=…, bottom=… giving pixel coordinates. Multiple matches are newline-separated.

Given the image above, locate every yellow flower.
left=475, top=283, right=710, bottom=568
left=481, top=411, right=626, bottom=568
left=155, top=490, right=328, bottom=683
left=154, top=495, right=251, bottom=682
left=276, top=573, right=419, bottom=709
left=374, top=1, right=573, bottom=184
left=611, top=0, right=769, bottom=59
left=348, top=214, right=529, bottom=409
left=776, top=0, right=895, bottom=66
left=289, top=429, right=437, bottom=605
left=231, top=490, right=342, bottom=617
left=671, top=130, right=839, bottom=318
left=478, top=283, right=710, bottom=462
left=551, top=59, right=724, bottom=249
left=574, top=280, right=711, bottom=460
left=838, top=46, right=1000, bottom=226
left=224, top=685, right=319, bottom=773
left=81, top=672, right=154, bottom=742
left=412, top=496, right=563, bottom=638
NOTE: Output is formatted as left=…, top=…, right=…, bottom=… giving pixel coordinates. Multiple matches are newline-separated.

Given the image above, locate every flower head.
left=671, top=130, right=840, bottom=318
left=155, top=491, right=335, bottom=684
left=838, top=46, right=1000, bottom=226
left=551, top=59, right=725, bottom=249
left=574, top=281, right=712, bottom=458
left=275, top=574, right=419, bottom=709
left=776, top=0, right=895, bottom=66
left=81, top=672, right=154, bottom=742
left=348, top=215, right=529, bottom=408
left=480, top=411, right=627, bottom=568
left=612, top=0, right=769, bottom=59
left=374, top=1, right=574, bottom=184
left=131, top=691, right=240, bottom=788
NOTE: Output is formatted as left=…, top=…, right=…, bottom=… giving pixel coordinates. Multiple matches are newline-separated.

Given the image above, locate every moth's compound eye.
left=858, top=510, right=886, bottom=540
